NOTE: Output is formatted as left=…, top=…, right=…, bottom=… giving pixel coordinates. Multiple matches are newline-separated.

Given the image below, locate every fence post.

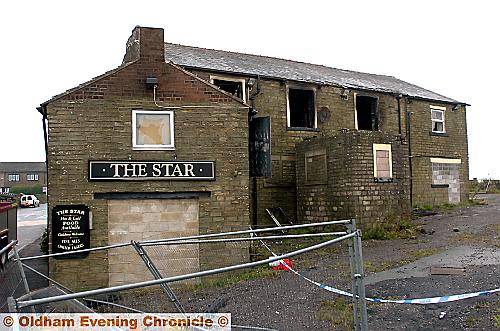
left=130, top=241, right=186, bottom=314
left=347, top=219, right=360, bottom=330
left=353, top=228, right=368, bottom=331
left=13, top=246, right=30, bottom=295
left=13, top=245, right=35, bottom=313
left=7, top=296, right=17, bottom=313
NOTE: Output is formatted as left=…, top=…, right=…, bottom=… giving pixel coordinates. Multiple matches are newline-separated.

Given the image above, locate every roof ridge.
left=165, top=42, right=395, bottom=80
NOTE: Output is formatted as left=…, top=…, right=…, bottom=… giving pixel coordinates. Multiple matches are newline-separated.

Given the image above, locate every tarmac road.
left=16, top=203, right=47, bottom=252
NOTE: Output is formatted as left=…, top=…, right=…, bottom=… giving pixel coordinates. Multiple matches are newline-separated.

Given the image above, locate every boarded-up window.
left=133, top=110, right=174, bottom=149
left=265, top=155, right=295, bottom=186
left=431, top=158, right=461, bottom=203
left=305, top=149, right=327, bottom=185
left=373, top=144, right=392, bottom=180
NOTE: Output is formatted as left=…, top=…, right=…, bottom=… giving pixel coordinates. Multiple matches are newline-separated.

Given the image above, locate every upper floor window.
left=132, top=110, right=175, bottom=150
left=287, top=87, right=316, bottom=129
left=431, top=106, right=446, bottom=133
left=355, top=94, right=379, bottom=131
left=210, top=75, right=246, bottom=102
left=27, top=174, right=39, bottom=181
left=8, top=174, right=19, bottom=182
left=373, top=144, right=392, bottom=181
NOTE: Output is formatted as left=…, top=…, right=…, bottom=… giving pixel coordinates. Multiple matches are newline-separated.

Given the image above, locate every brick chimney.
left=122, top=26, right=165, bottom=64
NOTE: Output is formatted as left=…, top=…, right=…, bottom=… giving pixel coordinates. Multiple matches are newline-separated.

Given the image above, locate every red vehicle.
left=0, top=199, right=17, bottom=269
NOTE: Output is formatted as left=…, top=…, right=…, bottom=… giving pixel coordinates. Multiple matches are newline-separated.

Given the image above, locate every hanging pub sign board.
left=88, top=161, right=215, bottom=181
left=52, top=205, right=90, bottom=258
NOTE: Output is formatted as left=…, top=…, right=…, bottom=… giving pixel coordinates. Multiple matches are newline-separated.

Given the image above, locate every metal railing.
left=4, top=219, right=368, bottom=330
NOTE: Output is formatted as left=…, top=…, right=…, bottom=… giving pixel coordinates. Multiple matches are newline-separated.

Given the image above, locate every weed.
left=316, top=297, right=353, bottom=329
left=179, top=266, right=279, bottom=293
left=362, top=217, right=418, bottom=240
left=493, top=313, right=500, bottom=329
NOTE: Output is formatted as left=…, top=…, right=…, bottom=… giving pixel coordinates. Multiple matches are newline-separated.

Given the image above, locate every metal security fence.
left=3, top=219, right=369, bottom=330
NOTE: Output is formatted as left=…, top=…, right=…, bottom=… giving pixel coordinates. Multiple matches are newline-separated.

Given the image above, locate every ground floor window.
left=132, top=110, right=175, bottom=150
left=373, top=144, right=392, bottom=181
left=431, top=157, right=461, bottom=203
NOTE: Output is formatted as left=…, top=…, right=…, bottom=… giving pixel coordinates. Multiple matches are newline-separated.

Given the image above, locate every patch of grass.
left=399, top=247, right=442, bottom=265
left=362, top=217, right=418, bottom=240
left=180, top=266, right=279, bottom=293
left=493, top=311, right=500, bottom=329
left=364, top=261, right=393, bottom=273
left=465, top=316, right=477, bottom=328
left=316, top=297, right=353, bottom=329
left=416, top=204, right=434, bottom=211
left=40, top=228, right=48, bottom=254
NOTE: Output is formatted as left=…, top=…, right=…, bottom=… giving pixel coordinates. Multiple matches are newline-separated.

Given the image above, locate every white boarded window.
left=132, top=110, right=174, bottom=150
left=373, top=144, right=392, bottom=179
left=431, top=106, right=445, bottom=133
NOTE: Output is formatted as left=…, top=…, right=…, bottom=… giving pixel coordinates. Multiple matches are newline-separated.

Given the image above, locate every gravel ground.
left=176, top=195, right=500, bottom=330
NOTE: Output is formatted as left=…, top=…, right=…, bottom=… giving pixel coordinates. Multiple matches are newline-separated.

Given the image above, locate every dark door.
left=249, top=116, right=272, bottom=177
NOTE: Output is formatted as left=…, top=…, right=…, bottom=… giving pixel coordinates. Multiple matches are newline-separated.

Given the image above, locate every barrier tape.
left=259, top=241, right=499, bottom=305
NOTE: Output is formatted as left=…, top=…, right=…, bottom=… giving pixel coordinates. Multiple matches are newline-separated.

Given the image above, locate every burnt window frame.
left=354, top=93, right=379, bottom=131
left=286, top=85, right=318, bottom=130
left=210, top=75, right=246, bottom=102
left=132, top=109, right=175, bottom=151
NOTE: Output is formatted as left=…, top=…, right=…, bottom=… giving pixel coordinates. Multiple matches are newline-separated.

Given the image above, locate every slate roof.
left=165, top=43, right=463, bottom=104
left=0, top=162, right=46, bottom=173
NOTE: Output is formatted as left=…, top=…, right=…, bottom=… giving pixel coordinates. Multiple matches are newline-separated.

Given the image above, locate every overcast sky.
left=0, top=0, right=498, bottom=179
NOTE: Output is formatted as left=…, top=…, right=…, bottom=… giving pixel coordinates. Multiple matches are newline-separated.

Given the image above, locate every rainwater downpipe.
left=249, top=76, right=261, bottom=227
left=36, top=105, right=49, bottom=178
left=405, top=102, right=413, bottom=207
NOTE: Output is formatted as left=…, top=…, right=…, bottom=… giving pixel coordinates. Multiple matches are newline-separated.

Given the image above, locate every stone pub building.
left=39, top=26, right=469, bottom=288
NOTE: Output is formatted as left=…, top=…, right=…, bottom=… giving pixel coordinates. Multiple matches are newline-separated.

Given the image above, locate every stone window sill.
left=431, top=184, right=449, bottom=188
left=429, top=131, right=449, bottom=137
left=374, top=177, right=393, bottom=183
left=287, top=127, right=320, bottom=132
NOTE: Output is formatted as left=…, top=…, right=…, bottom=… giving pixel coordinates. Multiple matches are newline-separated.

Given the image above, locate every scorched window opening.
left=355, top=95, right=379, bottom=131
left=287, top=88, right=316, bottom=129
left=210, top=76, right=246, bottom=102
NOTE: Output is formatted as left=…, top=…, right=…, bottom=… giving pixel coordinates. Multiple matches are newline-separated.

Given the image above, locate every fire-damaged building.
left=38, top=26, right=469, bottom=288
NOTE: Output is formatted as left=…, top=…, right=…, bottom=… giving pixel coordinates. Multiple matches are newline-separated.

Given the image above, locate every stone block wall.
left=296, top=131, right=411, bottom=228
left=45, top=27, right=250, bottom=289
left=409, top=100, right=469, bottom=206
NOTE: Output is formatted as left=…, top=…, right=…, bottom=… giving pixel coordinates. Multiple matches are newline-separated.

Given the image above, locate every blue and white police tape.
left=285, top=259, right=499, bottom=304
left=253, top=231, right=499, bottom=305
left=278, top=257, right=499, bottom=304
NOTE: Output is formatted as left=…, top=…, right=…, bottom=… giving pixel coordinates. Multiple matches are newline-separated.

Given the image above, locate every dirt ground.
left=178, top=195, right=499, bottom=330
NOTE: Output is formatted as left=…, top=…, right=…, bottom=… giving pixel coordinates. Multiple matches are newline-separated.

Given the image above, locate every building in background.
left=0, top=162, right=46, bottom=194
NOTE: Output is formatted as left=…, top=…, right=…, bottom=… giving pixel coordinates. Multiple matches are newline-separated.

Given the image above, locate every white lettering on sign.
left=108, top=163, right=198, bottom=178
